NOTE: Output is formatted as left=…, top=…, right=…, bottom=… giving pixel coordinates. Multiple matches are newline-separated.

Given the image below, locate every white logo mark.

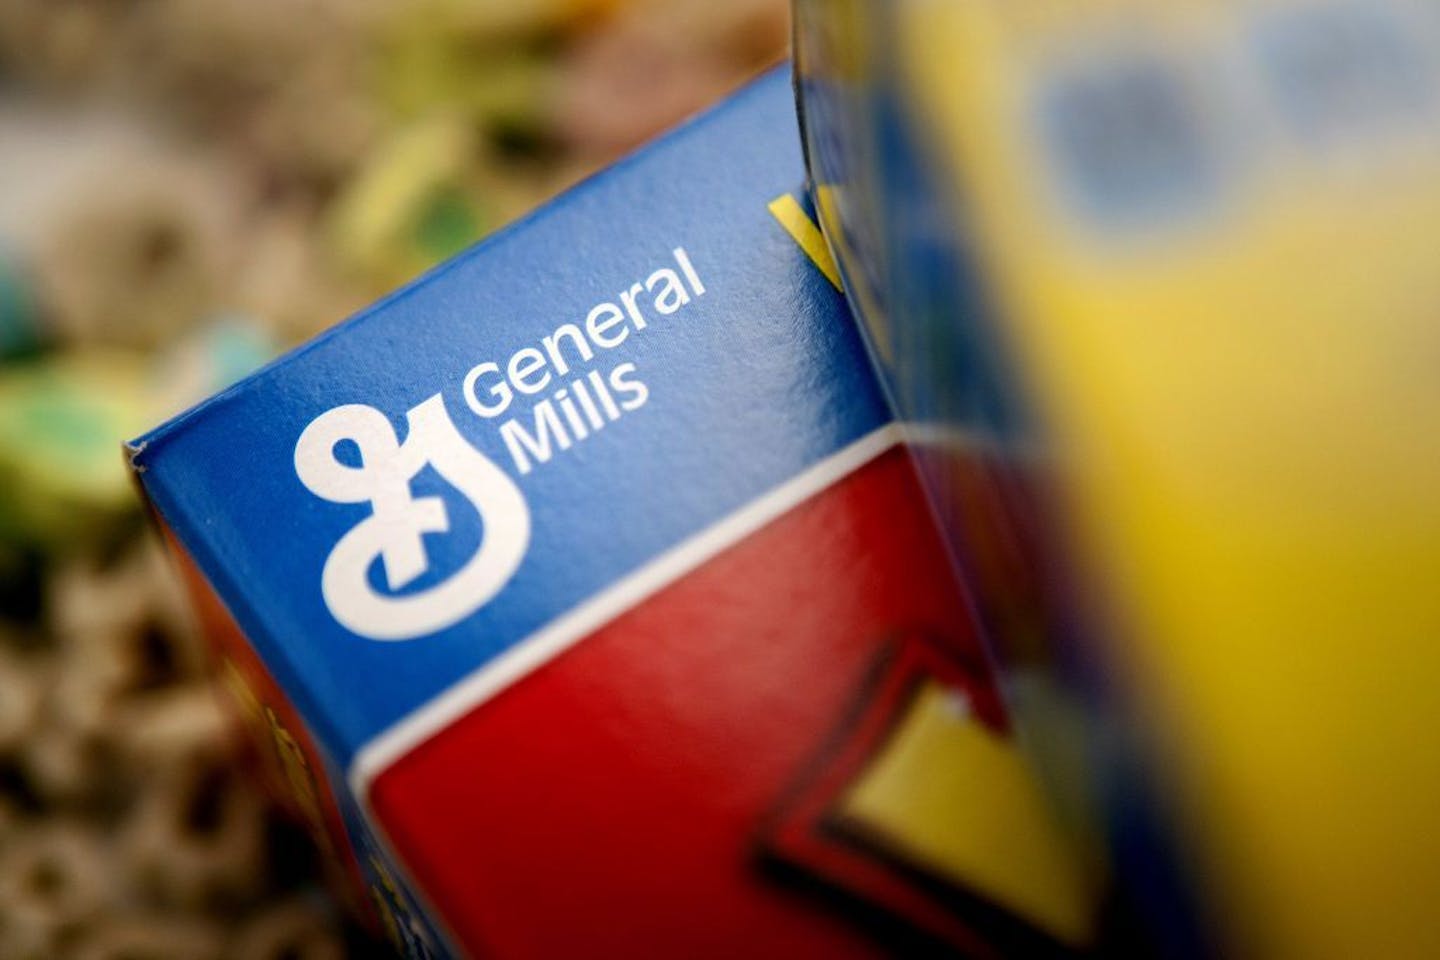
left=294, top=395, right=530, bottom=641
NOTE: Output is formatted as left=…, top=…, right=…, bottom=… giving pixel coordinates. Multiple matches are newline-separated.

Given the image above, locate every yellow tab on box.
left=838, top=682, right=1097, bottom=947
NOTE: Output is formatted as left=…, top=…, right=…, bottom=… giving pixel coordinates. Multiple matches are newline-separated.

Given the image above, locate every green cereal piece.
left=326, top=116, right=491, bottom=291
left=0, top=352, right=152, bottom=549
left=413, top=183, right=483, bottom=263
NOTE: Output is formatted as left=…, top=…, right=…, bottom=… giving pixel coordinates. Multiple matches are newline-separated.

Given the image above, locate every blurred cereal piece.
left=47, top=542, right=183, bottom=645
left=326, top=114, right=490, bottom=292
left=230, top=896, right=348, bottom=960
left=228, top=207, right=368, bottom=344
left=118, top=0, right=384, bottom=196
left=0, top=321, right=275, bottom=554
left=0, top=820, right=119, bottom=959
left=239, top=76, right=383, bottom=201
left=123, top=0, right=337, bottom=96
left=0, top=0, right=380, bottom=196
left=46, top=543, right=205, bottom=729
left=0, top=645, right=44, bottom=754
left=70, top=916, right=226, bottom=960
left=119, top=0, right=364, bottom=118
left=113, top=685, right=229, bottom=766
left=18, top=719, right=115, bottom=808
left=367, top=0, right=657, bottom=192
left=122, top=754, right=271, bottom=909
left=149, top=314, right=276, bottom=423
left=2, top=529, right=367, bottom=949
left=31, top=156, right=235, bottom=350
left=376, top=0, right=622, bottom=52
left=555, top=0, right=789, bottom=155
left=373, top=4, right=561, bottom=141
left=0, top=101, right=240, bottom=350
left=25, top=544, right=201, bottom=802
left=0, top=351, right=152, bottom=551
left=0, top=0, right=124, bottom=93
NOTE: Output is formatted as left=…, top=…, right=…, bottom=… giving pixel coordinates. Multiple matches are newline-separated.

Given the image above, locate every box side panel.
left=159, top=523, right=448, bottom=957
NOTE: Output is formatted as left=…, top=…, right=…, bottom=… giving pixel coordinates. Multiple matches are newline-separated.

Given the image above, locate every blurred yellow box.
left=797, top=1, right=1440, bottom=956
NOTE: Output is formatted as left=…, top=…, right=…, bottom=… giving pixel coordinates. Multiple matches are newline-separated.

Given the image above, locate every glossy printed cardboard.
left=132, top=68, right=1088, bottom=957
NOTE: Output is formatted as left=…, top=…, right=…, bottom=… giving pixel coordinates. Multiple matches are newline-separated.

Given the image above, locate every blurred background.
left=11, top=1, right=1440, bottom=957
left=0, top=2, right=786, bottom=956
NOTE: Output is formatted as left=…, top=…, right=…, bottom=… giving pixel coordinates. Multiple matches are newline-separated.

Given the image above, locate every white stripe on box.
left=348, top=421, right=907, bottom=800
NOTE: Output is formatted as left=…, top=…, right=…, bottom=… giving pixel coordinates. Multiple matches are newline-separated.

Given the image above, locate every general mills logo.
left=293, top=395, right=530, bottom=641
